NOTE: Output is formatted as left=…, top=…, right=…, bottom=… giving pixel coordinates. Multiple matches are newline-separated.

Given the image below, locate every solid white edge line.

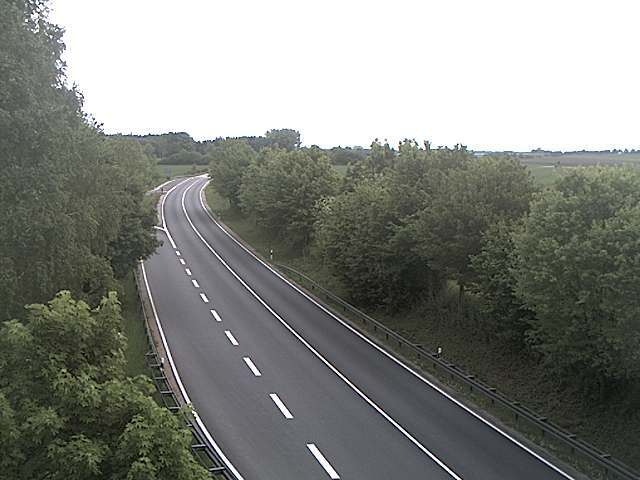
left=152, top=178, right=173, bottom=192
left=200, top=293, right=209, bottom=303
left=306, top=444, right=340, bottom=479
left=192, top=279, right=200, bottom=288
left=243, top=357, right=262, bottom=377
left=211, top=309, right=222, bottom=322
left=224, top=330, right=239, bottom=346
left=269, top=393, right=293, bottom=419
left=181, top=180, right=462, bottom=479
left=140, top=261, right=244, bottom=480
left=196, top=179, right=576, bottom=480
left=185, top=268, right=192, bottom=276
left=159, top=178, right=192, bottom=249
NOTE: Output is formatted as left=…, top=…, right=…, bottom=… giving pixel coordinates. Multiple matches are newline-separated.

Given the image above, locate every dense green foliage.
left=0, top=0, right=158, bottom=318
left=264, top=128, right=301, bottom=150
left=239, top=148, right=338, bottom=248
left=327, top=146, right=369, bottom=165
left=211, top=131, right=640, bottom=392
left=513, top=168, right=640, bottom=388
left=411, top=155, right=535, bottom=298
left=124, top=129, right=303, bottom=167
left=0, top=291, right=209, bottom=480
left=314, top=177, right=439, bottom=306
left=0, top=2, right=205, bottom=476
left=470, top=220, right=533, bottom=345
left=208, top=139, right=257, bottom=207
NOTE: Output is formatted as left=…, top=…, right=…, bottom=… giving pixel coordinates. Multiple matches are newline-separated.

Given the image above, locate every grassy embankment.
left=120, top=272, right=149, bottom=378
left=204, top=173, right=640, bottom=474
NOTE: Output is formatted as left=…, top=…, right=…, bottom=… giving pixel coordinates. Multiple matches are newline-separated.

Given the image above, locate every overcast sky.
left=51, top=0, right=639, bottom=151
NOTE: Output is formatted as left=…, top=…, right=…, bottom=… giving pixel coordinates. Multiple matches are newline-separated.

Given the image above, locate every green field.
left=525, top=164, right=566, bottom=186
left=521, top=152, right=640, bottom=166
left=155, top=163, right=208, bottom=179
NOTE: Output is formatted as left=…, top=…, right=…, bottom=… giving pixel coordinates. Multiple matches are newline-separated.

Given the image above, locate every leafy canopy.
left=0, top=291, right=209, bottom=480
left=514, top=167, right=640, bottom=386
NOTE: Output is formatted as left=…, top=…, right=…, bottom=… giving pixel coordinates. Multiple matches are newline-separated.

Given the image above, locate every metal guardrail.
left=134, top=267, right=234, bottom=479
left=275, top=263, right=640, bottom=480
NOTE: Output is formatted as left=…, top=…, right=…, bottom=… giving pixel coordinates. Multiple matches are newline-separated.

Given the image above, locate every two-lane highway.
left=142, top=176, right=575, bottom=479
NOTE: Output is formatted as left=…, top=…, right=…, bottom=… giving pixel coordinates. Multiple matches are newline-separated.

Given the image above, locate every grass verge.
left=119, top=271, right=149, bottom=378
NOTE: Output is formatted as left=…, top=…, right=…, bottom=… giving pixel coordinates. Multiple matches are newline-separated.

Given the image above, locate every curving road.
left=142, top=176, right=576, bottom=480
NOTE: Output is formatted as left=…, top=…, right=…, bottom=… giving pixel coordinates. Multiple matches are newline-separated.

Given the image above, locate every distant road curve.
left=141, top=175, right=578, bottom=480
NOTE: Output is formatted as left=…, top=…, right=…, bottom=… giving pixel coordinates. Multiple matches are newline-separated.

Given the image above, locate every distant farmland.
left=520, top=151, right=640, bottom=166
left=519, top=151, right=640, bottom=186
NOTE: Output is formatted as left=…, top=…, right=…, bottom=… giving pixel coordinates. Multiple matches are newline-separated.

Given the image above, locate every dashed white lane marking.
left=140, top=260, right=244, bottom=480
left=185, top=268, right=192, bottom=276
left=179, top=258, right=186, bottom=265
left=210, top=309, right=222, bottom=322
left=183, top=180, right=463, bottom=480
left=306, top=444, right=340, bottom=479
left=224, top=330, right=239, bottom=346
left=192, top=279, right=200, bottom=288
left=200, top=293, right=209, bottom=303
left=176, top=250, right=181, bottom=256
left=269, top=393, right=293, bottom=419
left=243, top=357, right=262, bottom=377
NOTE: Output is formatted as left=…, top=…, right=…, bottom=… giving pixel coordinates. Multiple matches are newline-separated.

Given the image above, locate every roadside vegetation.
left=206, top=134, right=640, bottom=470
left=0, top=1, right=208, bottom=478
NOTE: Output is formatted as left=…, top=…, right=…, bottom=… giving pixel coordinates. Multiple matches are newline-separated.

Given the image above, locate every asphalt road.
left=142, top=176, right=575, bottom=480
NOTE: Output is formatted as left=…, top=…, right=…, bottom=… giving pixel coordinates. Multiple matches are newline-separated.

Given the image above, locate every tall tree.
left=0, top=0, right=158, bottom=317
left=314, top=177, right=440, bottom=306
left=410, top=155, right=535, bottom=303
left=470, top=220, right=533, bottom=346
left=513, top=167, right=640, bottom=389
left=264, top=128, right=301, bottom=150
left=239, top=148, right=338, bottom=248
left=208, top=138, right=257, bottom=208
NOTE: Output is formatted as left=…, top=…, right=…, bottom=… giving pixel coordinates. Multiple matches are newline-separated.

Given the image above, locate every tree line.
left=125, top=128, right=369, bottom=169
left=210, top=137, right=640, bottom=395
left=1, top=1, right=208, bottom=477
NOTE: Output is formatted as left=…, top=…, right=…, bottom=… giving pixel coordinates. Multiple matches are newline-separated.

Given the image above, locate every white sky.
left=50, top=0, right=639, bottom=151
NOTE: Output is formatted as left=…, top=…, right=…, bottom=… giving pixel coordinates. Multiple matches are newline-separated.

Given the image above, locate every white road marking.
left=185, top=268, right=192, bottom=276
left=139, top=261, right=244, bottom=479
left=152, top=179, right=173, bottom=192
left=243, top=357, right=262, bottom=377
left=180, top=181, right=461, bottom=479
left=153, top=225, right=165, bottom=231
left=210, top=309, right=222, bottom=322
left=192, top=279, right=200, bottom=288
left=199, top=293, right=209, bottom=303
left=159, top=178, right=191, bottom=249
left=179, top=258, right=186, bottom=265
left=176, top=250, right=181, bottom=256
left=195, top=179, right=576, bottom=480
left=269, top=393, right=293, bottom=419
left=224, top=330, right=239, bottom=346
left=307, top=444, right=340, bottom=479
